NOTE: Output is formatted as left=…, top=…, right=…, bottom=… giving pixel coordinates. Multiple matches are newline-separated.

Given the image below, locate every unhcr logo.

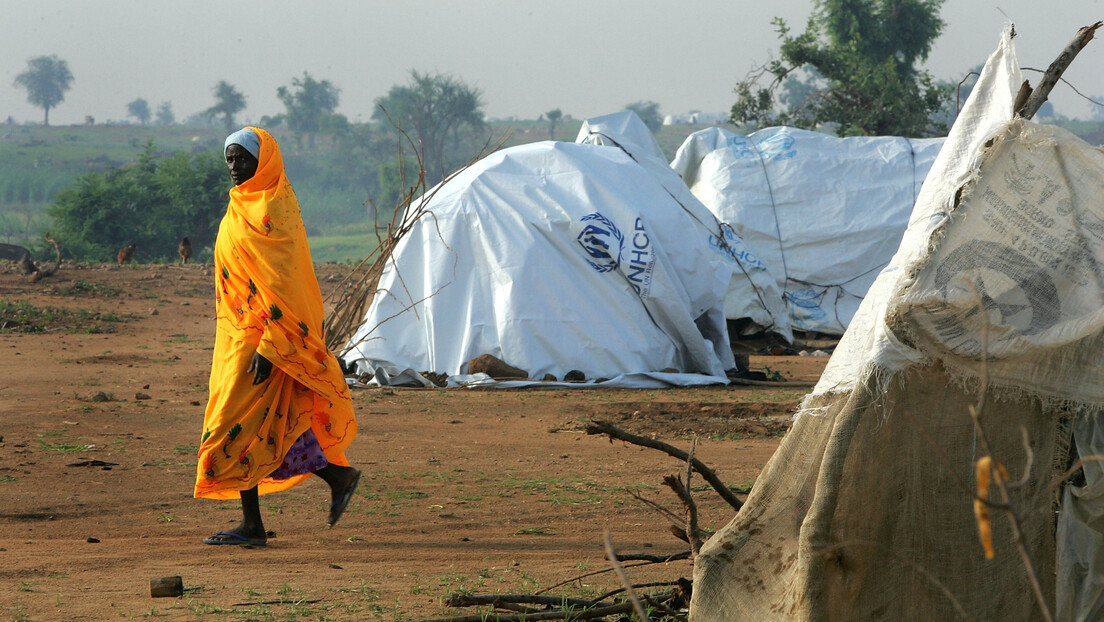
left=729, top=132, right=796, bottom=161
left=576, top=213, right=656, bottom=298
left=625, top=217, right=656, bottom=298
left=709, top=224, right=765, bottom=270
left=577, top=213, right=624, bottom=273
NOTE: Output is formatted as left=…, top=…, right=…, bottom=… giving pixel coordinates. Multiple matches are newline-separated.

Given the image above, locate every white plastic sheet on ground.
left=342, top=140, right=738, bottom=384
left=578, top=111, right=792, bottom=340
left=347, top=371, right=730, bottom=390
left=672, top=124, right=944, bottom=335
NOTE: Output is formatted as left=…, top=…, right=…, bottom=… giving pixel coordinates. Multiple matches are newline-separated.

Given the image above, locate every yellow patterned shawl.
left=194, top=127, right=355, bottom=500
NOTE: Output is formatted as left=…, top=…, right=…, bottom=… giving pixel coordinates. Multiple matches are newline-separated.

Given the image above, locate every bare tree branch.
left=1017, top=22, right=1103, bottom=120
left=586, top=420, right=743, bottom=510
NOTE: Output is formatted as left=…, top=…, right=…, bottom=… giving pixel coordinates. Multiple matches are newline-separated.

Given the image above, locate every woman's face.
left=225, top=144, right=259, bottom=186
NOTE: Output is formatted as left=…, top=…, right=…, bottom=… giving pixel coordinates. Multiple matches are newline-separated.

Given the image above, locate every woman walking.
left=195, top=127, right=359, bottom=546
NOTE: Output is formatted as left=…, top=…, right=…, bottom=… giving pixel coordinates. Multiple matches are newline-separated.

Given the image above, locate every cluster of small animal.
left=115, top=237, right=193, bottom=265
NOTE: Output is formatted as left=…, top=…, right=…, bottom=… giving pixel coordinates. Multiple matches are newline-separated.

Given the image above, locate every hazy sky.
left=4, top=1, right=1104, bottom=127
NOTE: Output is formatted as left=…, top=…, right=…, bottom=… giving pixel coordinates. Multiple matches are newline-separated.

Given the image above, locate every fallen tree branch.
left=534, top=559, right=677, bottom=595
left=612, top=551, right=691, bottom=563
left=232, top=598, right=322, bottom=607
left=591, top=580, right=682, bottom=604
left=586, top=420, right=743, bottom=510
left=727, top=377, right=815, bottom=388
left=448, top=594, right=614, bottom=610
left=420, top=601, right=637, bottom=622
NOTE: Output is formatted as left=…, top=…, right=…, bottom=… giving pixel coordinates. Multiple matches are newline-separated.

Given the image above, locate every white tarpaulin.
left=578, top=111, right=792, bottom=340
left=343, top=140, right=738, bottom=383
left=672, top=124, right=944, bottom=335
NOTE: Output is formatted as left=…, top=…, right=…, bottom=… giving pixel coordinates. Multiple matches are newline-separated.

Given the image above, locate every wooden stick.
left=586, top=420, right=743, bottom=510
left=604, top=531, right=652, bottom=621
left=726, top=377, right=815, bottom=388
left=685, top=437, right=702, bottom=556
left=447, top=594, right=613, bottom=609
left=418, top=601, right=635, bottom=622
left=627, top=488, right=687, bottom=526
left=231, top=598, right=322, bottom=606
left=1017, top=22, right=1102, bottom=120
left=591, top=581, right=681, bottom=604
left=664, top=475, right=703, bottom=556
left=613, top=551, right=690, bottom=563
left=964, top=280, right=1053, bottom=622
left=533, top=559, right=675, bottom=596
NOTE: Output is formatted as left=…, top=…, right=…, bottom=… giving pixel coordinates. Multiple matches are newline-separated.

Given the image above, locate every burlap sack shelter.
left=692, top=29, right=1104, bottom=621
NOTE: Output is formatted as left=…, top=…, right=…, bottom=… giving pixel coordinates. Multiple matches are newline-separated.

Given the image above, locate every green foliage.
left=205, top=80, right=246, bottom=133
left=277, top=72, right=344, bottom=150
left=13, top=55, right=74, bottom=126
left=127, top=98, right=151, bottom=125
left=625, top=100, right=663, bottom=132
left=375, top=154, right=417, bottom=221
left=374, top=70, right=488, bottom=184
left=281, top=122, right=395, bottom=228
left=47, top=140, right=228, bottom=262
left=731, top=0, right=951, bottom=136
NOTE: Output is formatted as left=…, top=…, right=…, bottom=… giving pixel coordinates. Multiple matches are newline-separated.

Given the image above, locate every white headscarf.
left=224, top=128, right=261, bottom=159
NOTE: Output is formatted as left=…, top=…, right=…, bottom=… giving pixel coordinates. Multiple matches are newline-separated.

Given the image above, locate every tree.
left=545, top=108, right=563, bottom=139
left=625, top=100, right=662, bottom=132
left=155, top=101, right=175, bottom=126
left=205, top=81, right=247, bottom=133
left=127, top=98, right=151, bottom=125
left=373, top=71, right=487, bottom=183
left=13, top=55, right=74, bottom=126
left=277, top=72, right=342, bottom=149
left=49, top=141, right=228, bottom=262
left=730, top=0, right=951, bottom=136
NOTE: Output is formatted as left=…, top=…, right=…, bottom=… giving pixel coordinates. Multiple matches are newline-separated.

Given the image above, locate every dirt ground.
left=0, top=262, right=828, bottom=621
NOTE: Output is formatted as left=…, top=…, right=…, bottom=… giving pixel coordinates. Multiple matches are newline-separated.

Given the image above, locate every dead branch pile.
left=418, top=420, right=742, bottom=621
left=323, top=113, right=509, bottom=357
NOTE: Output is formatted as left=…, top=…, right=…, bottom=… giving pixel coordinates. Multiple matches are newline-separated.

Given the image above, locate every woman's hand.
left=248, top=352, right=273, bottom=385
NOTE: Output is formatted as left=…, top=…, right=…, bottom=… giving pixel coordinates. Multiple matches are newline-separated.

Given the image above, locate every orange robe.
left=194, top=127, right=356, bottom=500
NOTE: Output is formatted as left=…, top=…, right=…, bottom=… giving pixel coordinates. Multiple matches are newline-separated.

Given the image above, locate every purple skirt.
left=268, top=427, right=329, bottom=480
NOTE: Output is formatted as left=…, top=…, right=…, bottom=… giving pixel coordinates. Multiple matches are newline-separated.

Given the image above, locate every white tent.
left=578, top=111, right=792, bottom=341
left=343, top=140, right=738, bottom=384
left=672, top=124, right=945, bottom=335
